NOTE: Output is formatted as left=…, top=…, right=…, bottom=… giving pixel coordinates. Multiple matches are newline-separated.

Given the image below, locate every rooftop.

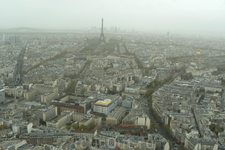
left=95, top=99, right=112, bottom=106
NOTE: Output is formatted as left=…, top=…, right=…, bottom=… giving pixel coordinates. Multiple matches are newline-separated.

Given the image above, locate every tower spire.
left=99, top=18, right=106, bottom=45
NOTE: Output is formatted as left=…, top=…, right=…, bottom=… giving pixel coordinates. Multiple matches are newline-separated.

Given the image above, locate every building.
left=46, top=115, right=68, bottom=129
left=204, top=85, right=222, bottom=92
left=9, top=36, right=21, bottom=45
left=36, top=105, right=58, bottom=121
left=106, top=106, right=127, bottom=126
left=121, top=91, right=140, bottom=99
left=112, top=124, right=148, bottom=135
left=12, top=122, right=33, bottom=134
left=122, top=109, right=150, bottom=129
left=93, top=99, right=118, bottom=115
left=70, top=128, right=98, bottom=137
left=0, top=87, right=5, bottom=104
left=53, top=94, right=92, bottom=113
left=41, top=92, right=58, bottom=104
left=137, top=115, right=151, bottom=129
left=51, top=102, right=84, bottom=114
left=0, top=108, right=10, bottom=119
left=4, top=86, right=23, bottom=98
left=184, top=138, right=218, bottom=150
left=122, top=98, right=133, bottom=108
left=0, top=140, right=27, bottom=150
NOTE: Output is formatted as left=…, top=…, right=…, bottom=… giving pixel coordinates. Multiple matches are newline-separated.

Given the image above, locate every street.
left=139, top=97, right=172, bottom=141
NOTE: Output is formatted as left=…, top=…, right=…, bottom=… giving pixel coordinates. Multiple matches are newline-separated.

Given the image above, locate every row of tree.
left=180, top=72, right=193, bottom=80
left=0, top=124, right=7, bottom=130
left=209, top=124, right=224, bottom=135
left=64, top=79, right=78, bottom=94
left=80, top=39, right=99, bottom=53
left=23, top=51, right=68, bottom=75
left=5, top=93, right=14, bottom=98
left=71, top=122, right=96, bottom=131
left=145, top=75, right=175, bottom=139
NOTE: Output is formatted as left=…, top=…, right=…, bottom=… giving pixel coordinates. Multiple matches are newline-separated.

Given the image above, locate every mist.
left=0, top=0, right=225, bottom=33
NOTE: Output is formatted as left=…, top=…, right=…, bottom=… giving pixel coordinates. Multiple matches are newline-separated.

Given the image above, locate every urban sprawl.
left=1, top=28, right=225, bottom=150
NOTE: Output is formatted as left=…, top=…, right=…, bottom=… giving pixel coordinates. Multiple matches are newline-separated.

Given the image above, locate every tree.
left=209, top=124, right=223, bottom=135
left=5, top=93, right=13, bottom=98
left=39, top=119, right=46, bottom=126
left=180, top=145, right=187, bottom=150
left=199, top=93, right=205, bottom=101
left=214, top=126, right=223, bottom=135
left=199, top=88, right=205, bottom=93
left=64, top=79, right=78, bottom=94
left=80, top=124, right=88, bottom=131
left=145, top=88, right=154, bottom=97
left=66, top=125, right=71, bottom=130
left=21, top=109, right=27, bottom=117
left=147, top=96, right=152, bottom=103
left=180, top=72, right=193, bottom=80
left=0, top=124, right=7, bottom=130
left=150, top=108, right=162, bottom=125
left=72, top=123, right=79, bottom=130
left=163, top=124, right=172, bottom=136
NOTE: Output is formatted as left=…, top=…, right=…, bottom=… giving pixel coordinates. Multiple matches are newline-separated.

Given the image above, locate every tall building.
left=99, top=18, right=106, bottom=45
left=9, top=36, right=21, bottom=45
left=0, top=87, right=5, bottom=103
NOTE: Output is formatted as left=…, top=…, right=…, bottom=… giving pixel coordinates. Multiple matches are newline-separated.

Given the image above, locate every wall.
left=43, top=107, right=57, bottom=121
left=24, top=89, right=38, bottom=101
left=41, top=92, right=58, bottom=104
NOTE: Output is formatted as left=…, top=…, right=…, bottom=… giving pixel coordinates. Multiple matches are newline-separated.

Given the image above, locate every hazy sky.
left=1, top=0, right=225, bottom=33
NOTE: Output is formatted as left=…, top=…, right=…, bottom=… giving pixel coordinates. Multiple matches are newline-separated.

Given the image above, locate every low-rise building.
left=46, top=115, right=68, bottom=129
left=36, top=105, right=57, bottom=121
left=0, top=140, right=27, bottom=150
left=51, top=102, right=84, bottom=114
left=184, top=137, right=218, bottom=150
left=122, top=109, right=150, bottom=129
left=106, top=106, right=127, bottom=126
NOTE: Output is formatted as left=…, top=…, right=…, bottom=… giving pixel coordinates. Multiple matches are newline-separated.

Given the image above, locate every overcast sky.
left=0, top=0, right=225, bottom=33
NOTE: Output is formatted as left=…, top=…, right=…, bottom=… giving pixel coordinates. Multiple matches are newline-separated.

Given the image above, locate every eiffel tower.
left=99, top=18, right=106, bottom=45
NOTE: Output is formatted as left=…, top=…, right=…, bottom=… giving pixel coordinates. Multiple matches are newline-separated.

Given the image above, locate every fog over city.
left=1, top=0, right=225, bottom=33
left=1, top=0, right=225, bottom=149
